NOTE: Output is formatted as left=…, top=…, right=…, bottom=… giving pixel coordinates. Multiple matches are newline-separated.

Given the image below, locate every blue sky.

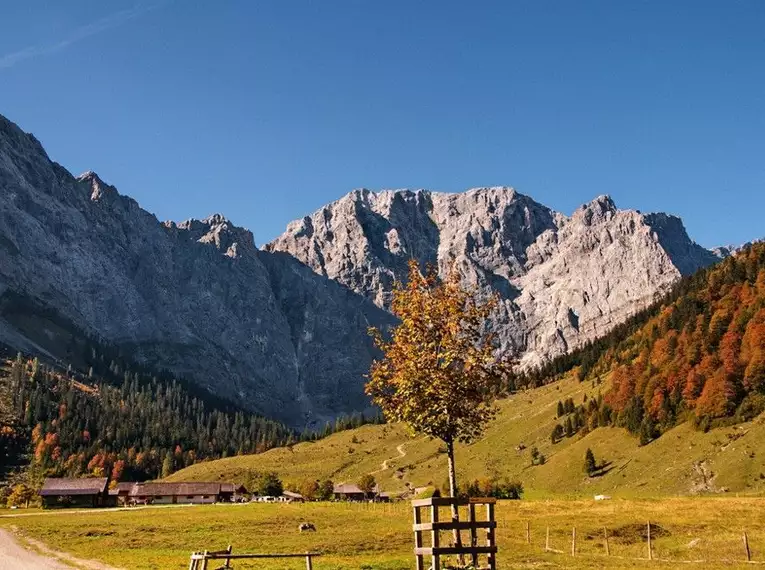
left=1, top=1, right=763, bottom=247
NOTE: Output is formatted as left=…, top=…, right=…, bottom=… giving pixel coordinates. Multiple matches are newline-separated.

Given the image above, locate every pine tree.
left=584, top=448, right=597, bottom=476
left=564, top=417, right=574, bottom=437
left=161, top=452, right=174, bottom=478
left=550, top=424, right=563, bottom=444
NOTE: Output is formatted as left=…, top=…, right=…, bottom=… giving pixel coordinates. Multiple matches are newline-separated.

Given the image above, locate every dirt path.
left=0, top=529, right=71, bottom=570
left=0, top=528, right=121, bottom=570
left=371, top=441, right=410, bottom=475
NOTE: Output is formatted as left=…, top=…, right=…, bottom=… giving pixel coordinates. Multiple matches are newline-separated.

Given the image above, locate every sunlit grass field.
left=3, top=497, right=765, bottom=569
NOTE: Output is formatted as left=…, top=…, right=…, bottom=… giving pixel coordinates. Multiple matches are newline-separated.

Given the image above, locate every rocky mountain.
left=0, top=113, right=393, bottom=428
left=0, top=111, right=725, bottom=429
left=267, top=187, right=721, bottom=367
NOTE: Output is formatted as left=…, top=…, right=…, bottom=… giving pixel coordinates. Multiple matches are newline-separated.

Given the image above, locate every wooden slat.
left=469, top=503, right=478, bottom=567
left=413, top=521, right=496, bottom=532
left=190, top=553, right=320, bottom=560
left=415, top=546, right=497, bottom=556
left=486, top=502, right=496, bottom=570
left=411, top=497, right=497, bottom=507
left=413, top=505, right=424, bottom=570
left=431, top=503, right=440, bottom=570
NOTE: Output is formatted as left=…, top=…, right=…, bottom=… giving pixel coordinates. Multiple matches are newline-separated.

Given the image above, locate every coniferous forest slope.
left=170, top=244, right=765, bottom=497
left=0, top=340, right=378, bottom=487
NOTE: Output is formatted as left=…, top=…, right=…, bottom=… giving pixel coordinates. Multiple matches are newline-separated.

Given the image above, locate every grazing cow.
left=299, top=522, right=317, bottom=532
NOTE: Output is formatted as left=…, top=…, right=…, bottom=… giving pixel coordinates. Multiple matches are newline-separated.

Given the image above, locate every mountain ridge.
left=267, top=185, right=721, bottom=367
left=0, top=111, right=732, bottom=427
left=0, top=113, right=392, bottom=428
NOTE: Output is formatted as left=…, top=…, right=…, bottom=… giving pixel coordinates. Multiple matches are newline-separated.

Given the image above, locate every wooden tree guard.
left=188, top=547, right=320, bottom=570
left=412, top=497, right=497, bottom=570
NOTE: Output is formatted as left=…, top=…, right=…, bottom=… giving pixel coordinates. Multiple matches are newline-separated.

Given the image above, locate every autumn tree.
left=367, top=260, right=509, bottom=542
left=299, top=479, right=320, bottom=501
left=7, top=483, right=35, bottom=508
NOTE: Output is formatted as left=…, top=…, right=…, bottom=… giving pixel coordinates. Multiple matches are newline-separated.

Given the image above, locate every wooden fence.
left=412, top=497, right=497, bottom=570
left=188, top=546, right=320, bottom=570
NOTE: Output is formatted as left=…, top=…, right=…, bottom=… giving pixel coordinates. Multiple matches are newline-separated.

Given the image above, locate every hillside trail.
left=370, top=441, right=411, bottom=475
left=0, top=528, right=121, bottom=570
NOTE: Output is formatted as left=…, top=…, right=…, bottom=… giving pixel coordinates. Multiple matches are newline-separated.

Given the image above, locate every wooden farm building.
left=108, top=482, right=137, bottom=506
left=129, top=482, right=225, bottom=505
left=39, top=477, right=110, bottom=508
left=282, top=490, right=305, bottom=502
left=220, top=483, right=248, bottom=502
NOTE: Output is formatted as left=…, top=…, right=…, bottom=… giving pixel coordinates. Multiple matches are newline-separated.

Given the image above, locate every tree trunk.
left=446, top=439, right=463, bottom=550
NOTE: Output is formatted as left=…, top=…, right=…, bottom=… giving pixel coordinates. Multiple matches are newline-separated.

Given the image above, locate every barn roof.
left=282, top=490, right=304, bottom=499
left=130, top=482, right=221, bottom=496
left=333, top=483, right=364, bottom=494
left=108, top=482, right=137, bottom=495
left=39, top=478, right=108, bottom=496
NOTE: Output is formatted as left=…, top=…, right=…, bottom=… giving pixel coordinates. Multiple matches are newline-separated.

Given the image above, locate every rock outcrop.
left=0, top=113, right=392, bottom=428
left=267, top=188, right=721, bottom=367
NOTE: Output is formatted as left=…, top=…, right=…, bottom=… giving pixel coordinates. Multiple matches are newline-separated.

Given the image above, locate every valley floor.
left=1, top=498, right=764, bottom=569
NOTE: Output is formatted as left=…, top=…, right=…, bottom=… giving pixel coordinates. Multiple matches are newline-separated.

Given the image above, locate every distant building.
left=377, top=491, right=403, bottom=502
left=333, top=483, right=365, bottom=501
left=282, top=490, right=305, bottom=502
left=333, top=483, right=376, bottom=501
left=220, top=483, right=249, bottom=502
left=108, top=482, right=137, bottom=506
left=39, top=478, right=110, bottom=508
left=129, top=482, right=223, bottom=505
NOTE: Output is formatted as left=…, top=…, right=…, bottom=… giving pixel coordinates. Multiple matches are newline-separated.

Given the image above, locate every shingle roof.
left=108, top=482, right=137, bottom=495
left=39, top=478, right=108, bottom=496
left=333, top=483, right=364, bottom=494
left=130, top=482, right=221, bottom=497
left=282, top=490, right=304, bottom=499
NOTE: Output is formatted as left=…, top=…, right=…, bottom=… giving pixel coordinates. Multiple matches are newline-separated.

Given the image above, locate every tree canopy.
left=366, top=260, right=510, bottom=497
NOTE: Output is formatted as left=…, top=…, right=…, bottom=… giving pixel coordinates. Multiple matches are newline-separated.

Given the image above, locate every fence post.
left=431, top=503, right=440, bottom=570
left=413, top=505, right=424, bottom=570
left=526, top=520, right=531, bottom=544
left=603, top=527, right=610, bottom=556
left=744, top=532, right=752, bottom=562
left=201, top=550, right=209, bottom=570
left=469, top=503, right=478, bottom=567
left=224, top=545, right=232, bottom=569
left=486, top=501, right=496, bottom=570
left=545, top=526, right=550, bottom=552
left=571, top=527, right=576, bottom=556
left=305, top=553, right=313, bottom=570
left=647, top=520, right=652, bottom=561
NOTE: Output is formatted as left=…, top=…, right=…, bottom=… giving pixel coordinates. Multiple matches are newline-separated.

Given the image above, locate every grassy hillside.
left=168, top=374, right=765, bottom=497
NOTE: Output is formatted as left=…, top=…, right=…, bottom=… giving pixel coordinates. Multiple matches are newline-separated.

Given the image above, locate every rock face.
left=0, top=113, right=393, bottom=428
left=267, top=188, right=721, bottom=367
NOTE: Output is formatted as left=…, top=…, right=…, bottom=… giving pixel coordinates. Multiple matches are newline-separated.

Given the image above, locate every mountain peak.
left=572, top=194, right=617, bottom=225
left=76, top=170, right=114, bottom=202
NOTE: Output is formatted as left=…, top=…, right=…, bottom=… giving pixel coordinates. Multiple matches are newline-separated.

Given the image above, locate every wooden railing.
left=188, top=546, right=321, bottom=570
left=412, top=497, right=497, bottom=570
